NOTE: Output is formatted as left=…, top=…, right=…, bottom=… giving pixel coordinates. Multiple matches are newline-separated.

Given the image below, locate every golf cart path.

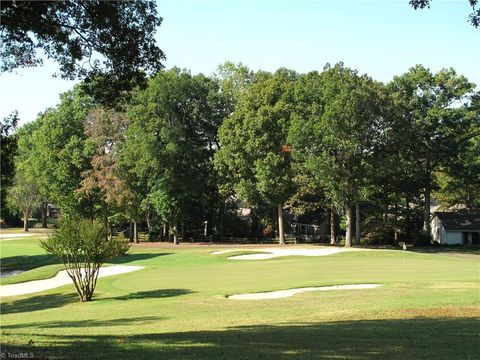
left=0, top=265, right=144, bottom=297
left=228, top=284, right=382, bottom=300
left=212, top=247, right=366, bottom=260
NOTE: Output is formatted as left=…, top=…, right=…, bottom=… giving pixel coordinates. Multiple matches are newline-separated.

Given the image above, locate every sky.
left=1, top=0, right=478, bottom=126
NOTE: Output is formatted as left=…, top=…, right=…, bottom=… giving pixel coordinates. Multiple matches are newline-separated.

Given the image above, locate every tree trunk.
left=23, top=210, right=29, bottom=232
left=146, top=212, right=152, bottom=241
left=103, top=202, right=109, bottom=240
left=181, top=224, right=186, bottom=242
left=383, top=201, right=389, bottom=230
left=133, top=221, right=138, bottom=243
left=277, top=203, right=285, bottom=245
left=355, top=202, right=361, bottom=245
left=206, top=216, right=213, bottom=236
left=159, top=224, right=163, bottom=241
left=162, top=224, right=167, bottom=241
left=423, top=185, right=431, bottom=235
left=345, top=206, right=353, bottom=247
left=219, top=202, right=225, bottom=241
left=394, top=201, right=399, bottom=245
left=173, top=222, right=179, bottom=245
left=129, top=221, right=134, bottom=242
left=42, top=201, right=48, bottom=228
left=330, top=206, right=338, bottom=245
left=405, top=196, right=410, bottom=240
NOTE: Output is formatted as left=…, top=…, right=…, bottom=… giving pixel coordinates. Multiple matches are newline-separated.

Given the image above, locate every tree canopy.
left=9, top=62, right=479, bottom=246
left=122, top=68, right=223, bottom=243
left=388, top=65, right=476, bottom=234
left=409, top=0, right=480, bottom=27
left=289, top=64, right=384, bottom=246
left=215, top=69, right=297, bottom=243
left=0, top=0, right=164, bottom=104
left=1, top=111, right=19, bottom=224
left=14, top=88, right=93, bottom=216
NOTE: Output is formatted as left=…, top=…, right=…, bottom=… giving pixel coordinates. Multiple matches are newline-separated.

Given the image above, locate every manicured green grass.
left=1, top=234, right=479, bottom=359
left=0, top=231, right=62, bottom=285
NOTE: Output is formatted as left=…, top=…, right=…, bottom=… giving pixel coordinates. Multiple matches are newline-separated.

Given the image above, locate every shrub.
left=362, top=227, right=395, bottom=246
left=413, top=232, right=432, bottom=246
left=40, top=218, right=130, bottom=302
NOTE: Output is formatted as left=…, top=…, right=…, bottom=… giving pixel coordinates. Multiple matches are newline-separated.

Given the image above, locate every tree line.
left=2, top=62, right=479, bottom=246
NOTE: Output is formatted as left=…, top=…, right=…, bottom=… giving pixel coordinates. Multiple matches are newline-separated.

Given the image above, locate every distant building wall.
left=445, top=231, right=462, bottom=244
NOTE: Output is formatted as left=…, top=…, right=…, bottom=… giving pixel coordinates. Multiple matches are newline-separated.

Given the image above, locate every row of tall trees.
left=3, top=63, right=479, bottom=246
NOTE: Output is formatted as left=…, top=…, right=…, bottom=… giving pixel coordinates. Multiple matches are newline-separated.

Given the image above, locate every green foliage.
left=409, top=0, right=480, bottom=27
left=1, top=111, right=19, bottom=224
left=6, top=171, right=40, bottom=230
left=14, top=87, right=93, bottom=217
left=40, top=218, right=130, bottom=301
left=215, top=68, right=297, bottom=208
left=289, top=64, right=383, bottom=209
left=0, top=0, right=164, bottom=105
left=213, top=61, right=255, bottom=115
left=388, top=65, right=476, bottom=231
left=434, top=102, right=480, bottom=210
left=122, top=68, right=223, bottom=229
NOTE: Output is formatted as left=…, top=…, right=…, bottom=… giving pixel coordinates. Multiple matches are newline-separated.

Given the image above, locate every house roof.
left=434, top=212, right=480, bottom=231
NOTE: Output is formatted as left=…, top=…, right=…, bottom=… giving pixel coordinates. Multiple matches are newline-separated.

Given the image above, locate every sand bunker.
left=0, top=233, right=35, bottom=239
left=0, top=233, right=36, bottom=241
left=212, top=247, right=361, bottom=260
left=0, top=265, right=144, bottom=297
left=228, top=284, right=381, bottom=300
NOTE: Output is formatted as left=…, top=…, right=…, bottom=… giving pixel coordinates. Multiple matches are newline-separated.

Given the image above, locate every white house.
left=431, top=212, right=480, bottom=245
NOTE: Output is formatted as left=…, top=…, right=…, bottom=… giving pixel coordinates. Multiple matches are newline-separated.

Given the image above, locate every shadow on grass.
left=1, top=293, right=78, bottom=315
left=112, top=289, right=194, bottom=301
left=0, top=254, right=59, bottom=272
left=1, top=289, right=193, bottom=315
left=2, top=316, right=165, bottom=330
left=109, top=252, right=173, bottom=265
left=406, top=245, right=480, bottom=259
left=1, top=253, right=171, bottom=277
left=1, top=317, right=478, bottom=359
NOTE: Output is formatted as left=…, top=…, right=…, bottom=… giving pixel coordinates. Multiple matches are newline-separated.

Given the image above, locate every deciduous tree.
left=6, top=170, right=40, bottom=231
left=41, top=218, right=130, bottom=302
left=124, top=69, right=220, bottom=244
left=1, top=0, right=165, bottom=105
left=409, top=0, right=480, bottom=27
left=388, top=65, right=476, bottom=235
left=289, top=64, right=384, bottom=247
left=14, top=88, right=93, bottom=217
left=215, top=69, right=297, bottom=244
left=1, top=111, right=19, bottom=225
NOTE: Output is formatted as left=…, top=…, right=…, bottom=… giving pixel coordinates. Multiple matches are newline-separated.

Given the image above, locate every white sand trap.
left=0, top=265, right=144, bottom=297
left=213, top=247, right=361, bottom=260
left=228, top=284, right=381, bottom=300
left=0, top=233, right=35, bottom=241
left=211, top=249, right=239, bottom=255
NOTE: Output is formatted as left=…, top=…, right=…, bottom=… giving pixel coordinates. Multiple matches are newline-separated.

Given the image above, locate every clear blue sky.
left=1, top=0, right=478, bottom=126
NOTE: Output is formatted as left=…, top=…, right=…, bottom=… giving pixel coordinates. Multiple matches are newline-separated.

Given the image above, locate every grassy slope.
left=1, top=237, right=479, bottom=359
left=0, top=232, right=63, bottom=285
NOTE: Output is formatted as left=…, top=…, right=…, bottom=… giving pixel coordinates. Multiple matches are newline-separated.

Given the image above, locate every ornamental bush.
left=41, top=218, right=130, bottom=302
